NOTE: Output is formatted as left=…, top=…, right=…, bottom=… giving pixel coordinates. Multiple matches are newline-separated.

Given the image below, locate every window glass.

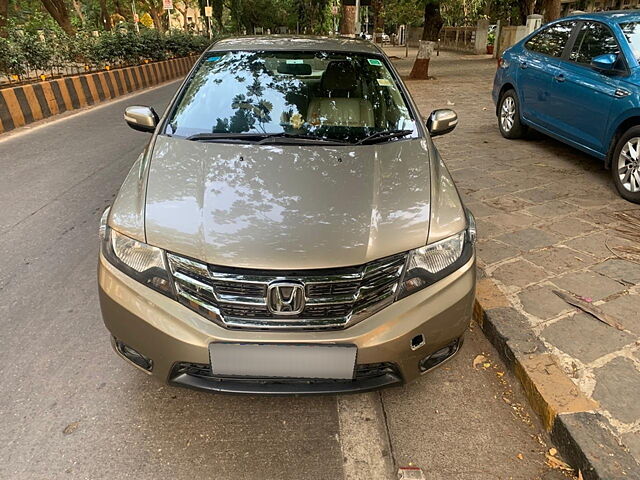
left=570, top=22, right=620, bottom=64
left=525, top=22, right=575, bottom=57
left=620, top=21, right=640, bottom=61
left=164, top=51, right=417, bottom=143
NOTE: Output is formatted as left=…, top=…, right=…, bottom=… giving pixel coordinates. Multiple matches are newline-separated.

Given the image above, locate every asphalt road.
left=0, top=80, right=570, bottom=480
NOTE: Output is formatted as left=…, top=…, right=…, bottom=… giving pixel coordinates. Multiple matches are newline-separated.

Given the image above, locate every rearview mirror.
left=124, top=105, right=159, bottom=133
left=590, top=53, right=617, bottom=72
left=426, top=109, right=458, bottom=137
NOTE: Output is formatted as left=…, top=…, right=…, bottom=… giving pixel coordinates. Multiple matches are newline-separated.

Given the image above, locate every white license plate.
left=209, top=343, right=357, bottom=380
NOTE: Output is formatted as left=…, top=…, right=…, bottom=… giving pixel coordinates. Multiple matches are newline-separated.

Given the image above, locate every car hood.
left=144, top=135, right=432, bottom=270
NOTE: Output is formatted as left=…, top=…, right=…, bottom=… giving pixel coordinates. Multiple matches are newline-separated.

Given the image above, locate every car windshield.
left=164, top=50, right=418, bottom=144
left=620, top=21, right=640, bottom=60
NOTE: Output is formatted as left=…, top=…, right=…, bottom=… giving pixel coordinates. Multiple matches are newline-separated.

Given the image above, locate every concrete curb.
left=0, top=56, right=197, bottom=134
left=474, top=278, right=640, bottom=480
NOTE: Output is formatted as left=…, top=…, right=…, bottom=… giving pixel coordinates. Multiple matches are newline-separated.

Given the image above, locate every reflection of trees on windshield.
left=165, top=51, right=417, bottom=142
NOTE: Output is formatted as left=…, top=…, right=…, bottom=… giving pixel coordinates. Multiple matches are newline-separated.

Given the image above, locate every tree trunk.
left=112, top=0, right=129, bottom=19
left=410, top=0, right=441, bottom=79
left=542, top=0, right=560, bottom=22
left=213, top=0, right=223, bottom=30
left=409, top=39, right=435, bottom=79
left=518, top=0, right=536, bottom=24
left=99, top=0, right=113, bottom=30
left=175, top=2, right=189, bottom=30
left=71, top=0, right=85, bottom=27
left=371, top=0, right=383, bottom=41
left=40, top=0, right=76, bottom=35
left=339, top=5, right=355, bottom=35
left=0, top=0, right=9, bottom=37
left=149, top=6, right=165, bottom=32
left=421, top=0, right=443, bottom=41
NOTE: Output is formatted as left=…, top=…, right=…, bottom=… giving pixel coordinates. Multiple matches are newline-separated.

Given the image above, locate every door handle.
left=554, top=74, right=566, bottom=82
left=519, top=61, right=528, bottom=69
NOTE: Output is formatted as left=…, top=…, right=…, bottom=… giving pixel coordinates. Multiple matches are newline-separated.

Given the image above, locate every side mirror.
left=426, top=109, right=458, bottom=137
left=124, top=105, right=159, bottom=133
left=590, top=53, right=617, bottom=72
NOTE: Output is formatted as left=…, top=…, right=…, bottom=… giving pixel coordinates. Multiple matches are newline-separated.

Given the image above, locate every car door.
left=547, top=21, right=626, bottom=155
left=516, top=21, right=576, bottom=128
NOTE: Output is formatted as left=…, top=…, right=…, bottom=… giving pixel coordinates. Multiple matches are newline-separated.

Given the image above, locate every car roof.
left=565, top=10, right=640, bottom=24
left=207, top=35, right=383, bottom=55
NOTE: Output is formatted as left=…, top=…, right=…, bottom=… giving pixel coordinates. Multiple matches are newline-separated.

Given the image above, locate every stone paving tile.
left=523, top=246, right=597, bottom=276
left=464, top=201, right=504, bottom=218
left=484, top=195, right=534, bottom=213
left=593, top=357, right=640, bottom=424
left=496, top=228, right=562, bottom=252
left=564, top=230, right=635, bottom=259
left=514, top=185, right=570, bottom=203
left=541, top=313, right=635, bottom=364
left=476, top=239, right=520, bottom=265
left=475, top=218, right=508, bottom=239
left=599, top=295, right=640, bottom=335
left=552, top=271, right=626, bottom=301
left=526, top=199, right=576, bottom=219
left=518, top=285, right=574, bottom=321
left=491, top=259, right=548, bottom=289
left=592, top=259, right=640, bottom=285
left=467, top=184, right=523, bottom=201
left=486, top=212, right=539, bottom=230
left=621, top=432, right=640, bottom=462
left=578, top=207, right=624, bottom=227
left=543, top=217, right=599, bottom=237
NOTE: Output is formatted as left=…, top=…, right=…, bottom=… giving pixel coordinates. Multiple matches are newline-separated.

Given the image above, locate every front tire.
left=611, top=127, right=640, bottom=203
left=498, top=89, right=527, bottom=139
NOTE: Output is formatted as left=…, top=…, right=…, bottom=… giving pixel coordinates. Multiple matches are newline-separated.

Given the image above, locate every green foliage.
left=0, top=26, right=210, bottom=80
left=0, top=36, right=27, bottom=77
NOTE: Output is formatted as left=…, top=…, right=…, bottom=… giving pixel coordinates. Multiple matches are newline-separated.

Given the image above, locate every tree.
left=0, top=0, right=8, bottom=37
left=542, top=0, right=560, bottom=22
left=339, top=4, right=355, bottom=34
left=140, top=0, right=166, bottom=31
left=99, top=0, right=113, bottom=30
left=420, top=0, right=443, bottom=41
left=409, top=0, right=442, bottom=79
left=40, top=0, right=75, bottom=35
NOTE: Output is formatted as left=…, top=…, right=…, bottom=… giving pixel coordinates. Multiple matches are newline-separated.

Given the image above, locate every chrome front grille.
left=166, top=253, right=408, bottom=330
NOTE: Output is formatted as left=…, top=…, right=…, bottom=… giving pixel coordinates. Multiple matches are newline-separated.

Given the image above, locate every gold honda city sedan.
left=98, top=35, right=476, bottom=394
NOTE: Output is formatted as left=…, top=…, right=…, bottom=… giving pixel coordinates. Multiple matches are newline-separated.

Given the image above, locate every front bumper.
left=98, top=252, right=476, bottom=394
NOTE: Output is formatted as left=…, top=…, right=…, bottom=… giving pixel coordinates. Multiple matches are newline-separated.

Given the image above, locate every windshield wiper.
left=356, top=129, right=413, bottom=145
left=185, top=133, right=270, bottom=142
left=255, top=132, right=350, bottom=145
left=185, top=132, right=349, bottom=145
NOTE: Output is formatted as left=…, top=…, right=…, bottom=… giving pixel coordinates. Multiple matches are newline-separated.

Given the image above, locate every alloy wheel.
left=618, top=137, right=640, bottom=193
left=500, top=96, right=516, bottom=132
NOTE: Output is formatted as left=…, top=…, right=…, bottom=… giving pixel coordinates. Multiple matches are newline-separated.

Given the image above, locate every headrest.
left=321, top=61, right=358, bottom=94
left=277, top=62, right=312, bottom=76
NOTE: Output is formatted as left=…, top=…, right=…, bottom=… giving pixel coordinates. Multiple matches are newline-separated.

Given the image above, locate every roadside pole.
left=355, top=0, right=361, bottom=36
left=131, top=1, right=140, bottom=33
left=205, top=0, right=213, bottom=39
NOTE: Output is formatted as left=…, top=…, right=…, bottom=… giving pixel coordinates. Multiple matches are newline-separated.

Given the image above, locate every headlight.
left=100, top=209, right=174, bottom=297
left=397, top=209, right=475, bottom=300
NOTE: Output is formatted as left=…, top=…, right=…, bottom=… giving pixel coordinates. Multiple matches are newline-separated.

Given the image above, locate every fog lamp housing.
left=114, top=339, right=153, bottom=371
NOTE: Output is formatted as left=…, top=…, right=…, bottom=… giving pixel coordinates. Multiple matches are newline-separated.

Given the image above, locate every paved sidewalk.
left=388, top=47, right=640, bottom=474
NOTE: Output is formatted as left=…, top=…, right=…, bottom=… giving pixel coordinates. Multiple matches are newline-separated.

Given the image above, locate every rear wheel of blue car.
left=498, top=90, right=527, bottom=140
left=612, top=128, right=640, bottom=204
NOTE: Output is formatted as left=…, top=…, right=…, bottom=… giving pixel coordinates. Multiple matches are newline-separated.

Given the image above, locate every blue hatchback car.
left=493, top=11, right=640, bottom=203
